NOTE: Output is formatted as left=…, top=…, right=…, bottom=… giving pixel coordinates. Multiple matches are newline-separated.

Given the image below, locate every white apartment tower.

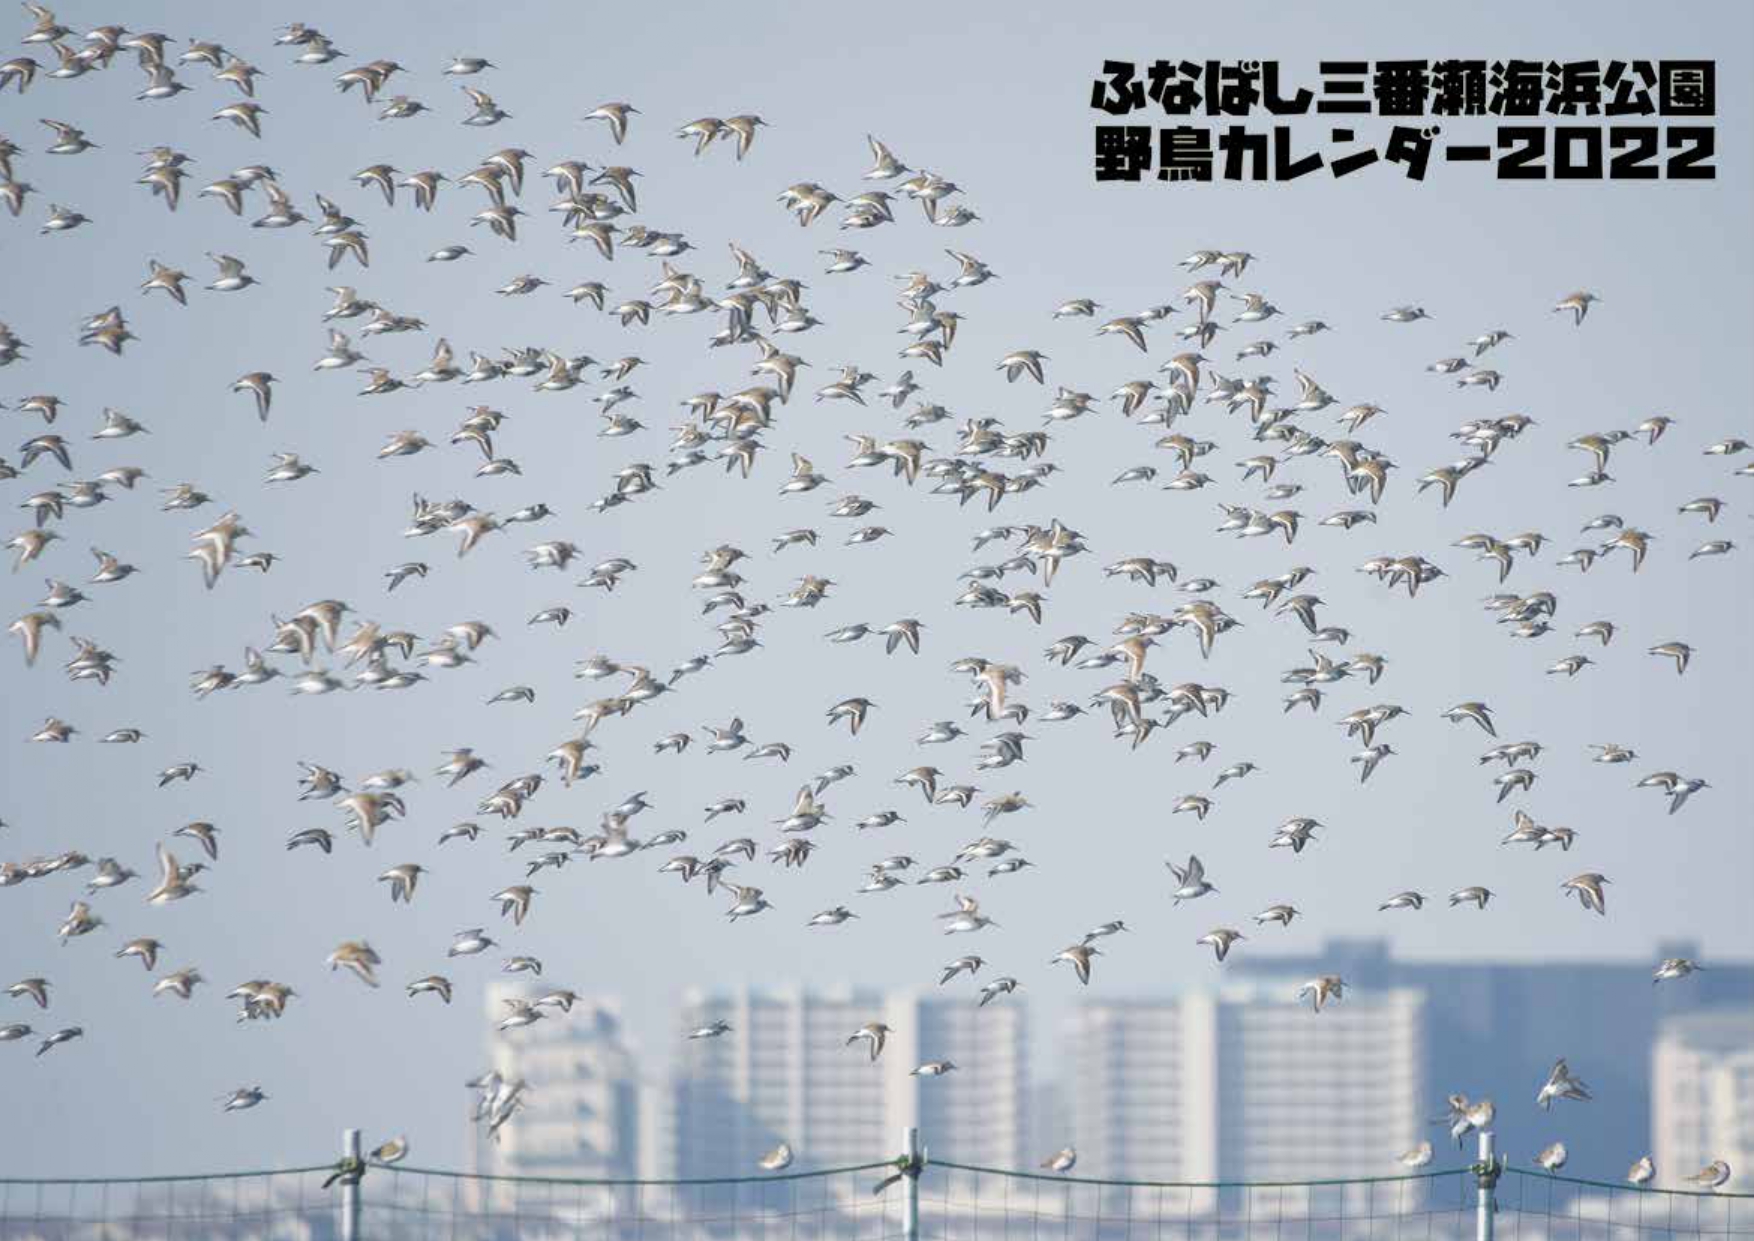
left=1063, top=982, right=1426, bottom=1183
left=1653, top=1007, right=1754, bottom=1193
left=670, top=984, right=1028, bottom=1177
left=480, top=985, right=642, bottom=1180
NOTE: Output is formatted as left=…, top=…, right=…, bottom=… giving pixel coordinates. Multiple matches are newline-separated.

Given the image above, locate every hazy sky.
left=0, top=0, right=1750, bottom=1179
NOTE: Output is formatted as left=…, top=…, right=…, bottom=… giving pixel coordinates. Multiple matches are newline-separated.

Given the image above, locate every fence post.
left=1474, top=1129, right=1498, bottom=1241
left=341, top=1127, right=362, bottom=1241
left=902, top=1126, right=922, bottom=1241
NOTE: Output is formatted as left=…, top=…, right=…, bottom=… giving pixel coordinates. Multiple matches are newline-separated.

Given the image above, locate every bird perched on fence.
left=758, top=1142, right=793, bottom=1172
left=1683, top=1161, right=1732, bottom=1191
left=1041, top=1147, right=1077, bottom=1174
left=1535, top=1142, right=1568, bottom=1173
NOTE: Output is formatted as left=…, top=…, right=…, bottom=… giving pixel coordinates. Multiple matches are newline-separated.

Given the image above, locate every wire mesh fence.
left=0, top=1166, right=338, bottom=1241
left=362, top=1161, right=905, bottom=1240
left=0, top=1141, right=1749, bottom=1240
left=922, top=1162, right=1478, bottom=1241
left=1494, top=1168, right=1752, bottom=1241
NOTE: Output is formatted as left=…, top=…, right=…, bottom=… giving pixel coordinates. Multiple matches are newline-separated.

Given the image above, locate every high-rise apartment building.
left=1062, top=982, right=1426, bottom=1183
left=1652, top=1007, right=1754, bottom=1193
left=667, top=984, right=1028, bottom=1177
left=1230, top=938, right=1754, bottom=1175
left=479, top=985, right=642, bottom=1180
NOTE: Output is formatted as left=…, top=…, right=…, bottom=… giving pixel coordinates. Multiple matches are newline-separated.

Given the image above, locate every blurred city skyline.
left=481, top=939, right=1753, bottom=1191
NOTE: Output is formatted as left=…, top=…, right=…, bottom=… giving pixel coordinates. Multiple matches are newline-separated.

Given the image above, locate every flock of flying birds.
left=0, top=4, right=1745, bottom=1195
